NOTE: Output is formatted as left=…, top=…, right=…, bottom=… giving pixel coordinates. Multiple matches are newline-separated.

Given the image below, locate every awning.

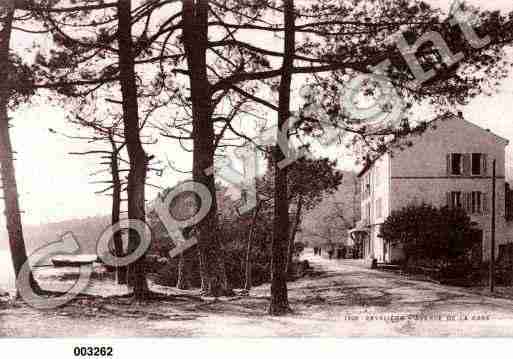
left=348, top=219, right=370, bottom=235
left=347, top=227, right=368, bottom=246
left=348, top=228, right=369, bottom=235
left=347, top=219, right=369, bottom=243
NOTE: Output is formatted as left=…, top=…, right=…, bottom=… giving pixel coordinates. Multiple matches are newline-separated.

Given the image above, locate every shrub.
left=380, top=203, right=475, bottom=265
left=149, top=207, right=274, bottom=289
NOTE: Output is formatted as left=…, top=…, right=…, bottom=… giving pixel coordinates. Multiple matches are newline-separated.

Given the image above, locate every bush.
left=380, top=203, right=475, bottom=266
left=153, top=254, right=203, bottom=288
left=152, top=247, right=271, bottom=289
left=153, top=259, right=179, bottom=287
left=149, top=210, right=274, bottom=289
left=148, top=183, right=309, bottom=289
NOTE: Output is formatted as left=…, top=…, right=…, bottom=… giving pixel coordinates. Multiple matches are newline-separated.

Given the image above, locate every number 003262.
left=73, top=346, right=113, bottom=357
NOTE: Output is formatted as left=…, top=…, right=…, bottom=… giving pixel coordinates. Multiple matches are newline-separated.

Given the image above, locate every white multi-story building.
left=351, top=113, right=512, bottom=263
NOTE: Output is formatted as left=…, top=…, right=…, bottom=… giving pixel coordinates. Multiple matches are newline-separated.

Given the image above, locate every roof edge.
left=355, top=113, right=509, bottom=178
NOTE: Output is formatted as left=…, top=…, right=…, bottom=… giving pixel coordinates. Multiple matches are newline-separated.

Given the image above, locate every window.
left=450, top=191, right=462, bottom=208
left=448, top=191, right=487, bottom=214
left=506, top=184, right=513, bottom=221
left=362, top=174, right=371, bottom=197
left=448, top=153, right=487, bottom=176
left=375, top=198, right=383, bottom=218
left=451, top=154, right=462, bottom=175
left=472, top=153, right=482, bottom=175
left=471, top=191, right=482, bottom=214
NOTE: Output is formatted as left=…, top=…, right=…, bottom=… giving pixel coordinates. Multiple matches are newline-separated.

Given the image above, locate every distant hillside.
left=299, top=171, right=360, bottom=246
left=0, top=215, right=111, bottom=254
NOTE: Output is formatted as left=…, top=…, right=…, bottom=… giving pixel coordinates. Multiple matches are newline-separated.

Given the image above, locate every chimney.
left=457, top=111, right=464, bottom=119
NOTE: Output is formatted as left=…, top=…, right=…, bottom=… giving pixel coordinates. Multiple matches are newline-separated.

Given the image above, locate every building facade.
left=353, top=114, right=511, bottom=263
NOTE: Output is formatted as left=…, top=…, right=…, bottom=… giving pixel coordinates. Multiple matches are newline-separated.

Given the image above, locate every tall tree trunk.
left=287, top=195, right=303, bottom=278
left=110, top=140, right=127, bottom=284
left=176, top=253, right=189, bottom=289
left=269, top=0, right=295, bottom=316
left=176, top=246, right=195, bottom=289
left=244, top=202, right=261, bottom=291
left=182, top=0, right=230, bottom=297
left=117, top=0, right=149, bottom=298
left=0, top=1, right=42, bottom=295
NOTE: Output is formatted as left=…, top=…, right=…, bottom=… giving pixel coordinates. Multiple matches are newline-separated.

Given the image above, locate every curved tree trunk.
left=182, top=0, right=230, bottom=297
left=269, top=0, right=295, bottom=316
left=0, top=1, right=42, bottom=295
left=117, top=0, right=149, bottom=298
left=109, top=139, right=127, bottom=284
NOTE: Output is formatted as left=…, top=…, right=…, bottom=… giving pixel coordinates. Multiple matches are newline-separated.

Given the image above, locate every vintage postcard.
left=1, top=0, right=513, bottom=352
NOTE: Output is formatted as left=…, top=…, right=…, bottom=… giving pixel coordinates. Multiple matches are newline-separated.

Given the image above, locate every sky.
left=3, top=0, right=513, bottom=227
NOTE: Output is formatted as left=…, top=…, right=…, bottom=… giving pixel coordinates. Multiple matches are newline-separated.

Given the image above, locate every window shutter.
left=463, top=154, right=471, bottom=176
left=446, top=154, right=451, bottom=176
left=482, top=154, right=488, bottom=176
left=482, top=193, right=488, bottom=214
left=446, top=192, right=452, bottom=208
left=465, top=192, right=471, bottom=212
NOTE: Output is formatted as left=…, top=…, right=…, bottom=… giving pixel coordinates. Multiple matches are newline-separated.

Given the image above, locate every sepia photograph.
left=1, top=0, right=513, bottom=352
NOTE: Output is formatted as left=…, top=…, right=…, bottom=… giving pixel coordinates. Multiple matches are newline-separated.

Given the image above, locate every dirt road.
left=299, top=251, right=513, bottom=336
left=2, top=250, right=513, bottom=337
